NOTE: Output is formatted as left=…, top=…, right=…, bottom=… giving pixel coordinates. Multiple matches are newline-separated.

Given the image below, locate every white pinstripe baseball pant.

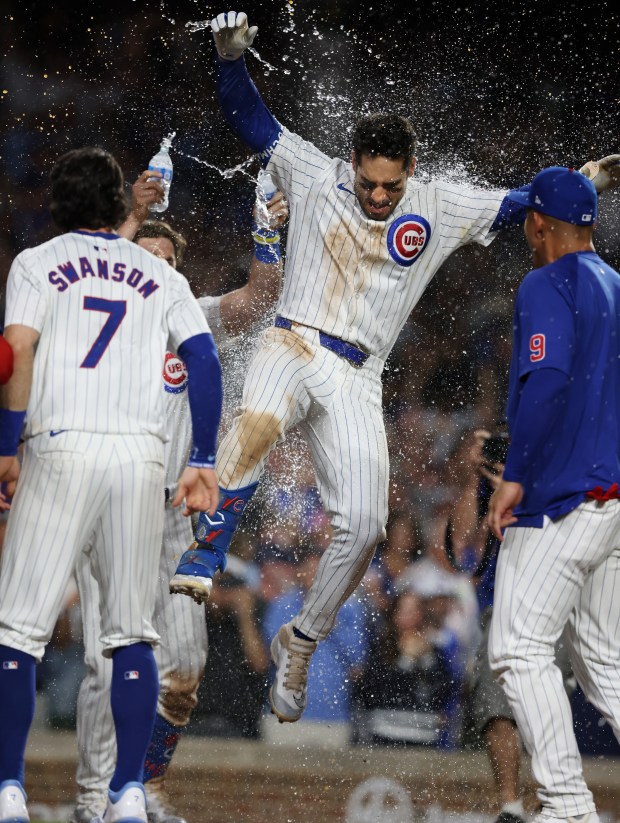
left=489, top=498, right=620, bottom=819
left=0, top=432, right=164, bottom=661
left=217, top=324, right=389, bottom=641
left=75, top=501, right=208, bottom=816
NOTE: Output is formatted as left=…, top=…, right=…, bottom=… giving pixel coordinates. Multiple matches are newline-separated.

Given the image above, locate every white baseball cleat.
left=0, top=781, right=28, bottom=823
left=101, top=783, right=147, bottom=823
left=168, top=573, right=212, bottom=605
left=269, top=621, right=317, bottom=723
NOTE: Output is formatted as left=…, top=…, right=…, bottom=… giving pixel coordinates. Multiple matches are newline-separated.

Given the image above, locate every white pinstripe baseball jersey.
left=5, top=230, right=210, bottom=441
left=267, top=127, right=506, bottom=361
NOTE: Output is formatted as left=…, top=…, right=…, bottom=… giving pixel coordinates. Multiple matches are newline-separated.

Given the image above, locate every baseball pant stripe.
left=490, top=500, right=620, bottom=817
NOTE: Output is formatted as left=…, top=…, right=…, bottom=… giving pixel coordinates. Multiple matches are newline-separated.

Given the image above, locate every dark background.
left=1, top=0, right=619, bottom=300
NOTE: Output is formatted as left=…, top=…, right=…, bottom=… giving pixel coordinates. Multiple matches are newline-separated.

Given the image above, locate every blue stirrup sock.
left=143, top=713, right=182, bottom=784
left=0, top=646, right=36, bottom=785
left=186, top=482, right=258, bottom=576
left=109, top=643, right=159, bottom=792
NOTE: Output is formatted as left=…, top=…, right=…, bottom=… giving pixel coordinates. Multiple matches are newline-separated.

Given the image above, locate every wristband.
left=252, top=222, right=281, bottom=264
left=0, top=408, right=26, bottom=456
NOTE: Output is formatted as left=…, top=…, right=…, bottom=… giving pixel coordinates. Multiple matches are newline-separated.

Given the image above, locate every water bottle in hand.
left=148, top=133, right=175, bottom=213
left=255, top=169, right=277, bottom=229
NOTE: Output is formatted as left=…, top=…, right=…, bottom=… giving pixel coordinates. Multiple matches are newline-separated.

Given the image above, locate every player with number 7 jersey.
left=0, top=147, right=222, bottom=823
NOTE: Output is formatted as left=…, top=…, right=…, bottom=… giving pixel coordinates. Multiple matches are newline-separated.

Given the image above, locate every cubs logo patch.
left=163, top=352, right=188, bottom=394
left=387, top=214, right=431, bottom=267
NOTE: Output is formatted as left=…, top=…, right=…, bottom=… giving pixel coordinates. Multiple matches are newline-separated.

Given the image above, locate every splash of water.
left=185, top=19, right=209, bottom=34
left=175, top=148, right=258, bottom=183
left=247, top=47, right=277, bottom=72
left=283, top=0, right=295, bottom=34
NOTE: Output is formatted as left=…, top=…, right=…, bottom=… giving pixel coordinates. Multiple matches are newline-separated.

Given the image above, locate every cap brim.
left=505, top=190, right=532, bottom=208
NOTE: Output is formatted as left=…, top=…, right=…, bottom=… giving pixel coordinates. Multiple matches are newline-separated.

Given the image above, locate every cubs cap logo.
left=162, top=352, right=188, bottom=394
left=387, top=214, right=431, bottom=267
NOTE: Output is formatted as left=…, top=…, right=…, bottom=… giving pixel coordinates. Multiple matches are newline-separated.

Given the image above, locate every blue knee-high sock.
left=0, top=645, right=36, bottom=785
left=189, top=482, right=258, bottom=576
left=143, top=713, right=182, bottom=784
left=109, top=643, right=159, bottom=792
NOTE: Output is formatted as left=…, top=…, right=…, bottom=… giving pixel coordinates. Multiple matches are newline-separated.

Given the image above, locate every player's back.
left=8, top=230, right=197, bottom=441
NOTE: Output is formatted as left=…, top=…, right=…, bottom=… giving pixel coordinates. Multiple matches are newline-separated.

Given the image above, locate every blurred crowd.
left=1, top=0, right=620, bottom=757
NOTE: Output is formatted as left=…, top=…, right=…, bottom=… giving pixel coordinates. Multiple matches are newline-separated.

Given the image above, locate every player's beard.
left=354, top=186, right=399, bottom=221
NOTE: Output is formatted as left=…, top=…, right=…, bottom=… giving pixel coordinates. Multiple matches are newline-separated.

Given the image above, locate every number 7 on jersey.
left=81, top=296, right=127, bottom=369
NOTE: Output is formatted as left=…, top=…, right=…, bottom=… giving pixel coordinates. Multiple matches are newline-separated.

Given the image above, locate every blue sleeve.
left=503, top=368, right=570, bottom=483
left=514, top=270, right=575, bottom=379
left=215, top=55, right=282, bottom=156
left=177, top=333, right=222, bottom=468
left=490, top=184, right=530, bottom=232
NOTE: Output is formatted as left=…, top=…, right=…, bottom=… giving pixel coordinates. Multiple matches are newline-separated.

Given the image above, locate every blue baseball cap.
left=506, top=165, right=598, bottom=226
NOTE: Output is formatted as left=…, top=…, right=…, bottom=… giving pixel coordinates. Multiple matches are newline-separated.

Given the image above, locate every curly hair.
left=134, top=220, right=187, bottom=268
left=353, top=113, right=418, bottom=168
left=49, top=147, right=130, bottom=232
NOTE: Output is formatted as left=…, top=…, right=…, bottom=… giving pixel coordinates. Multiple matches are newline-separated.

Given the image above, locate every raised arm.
left=117, top=170, right=164, bottom=240
left=219, top=190, right=287, bottom=335
left=211, top=11, right=282, bottom=156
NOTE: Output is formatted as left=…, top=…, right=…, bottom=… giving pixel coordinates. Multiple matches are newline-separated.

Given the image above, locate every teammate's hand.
left=211, top=11, right=258, bottom=61
left=487, top=479, right=523, bottom=541
left=578, top=154, right=620, bottom=193
left=0, top=455, right=20, bottom=487
left=172, top=466, right=219, bottom=517
left=253, top=189, right=289, bottom=230
left=131, top=170, right=165, bottom=220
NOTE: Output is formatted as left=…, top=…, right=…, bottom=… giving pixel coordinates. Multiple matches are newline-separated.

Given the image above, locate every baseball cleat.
left=169, top=543, right=219, bottom=604
left=168, top=573, right=212, bottom=605
left=101, top=782, right=147, bottom=823
left=0, top=780, right=29, bottom=823
left=269, top=621, right=317, bottom=723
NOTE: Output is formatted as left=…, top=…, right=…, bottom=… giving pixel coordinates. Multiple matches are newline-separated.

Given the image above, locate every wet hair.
left=133, top=220, right=187, bottom=268
left=49, top=147, right=129, bottom=232
left=353, top=113, right=417, bottom=168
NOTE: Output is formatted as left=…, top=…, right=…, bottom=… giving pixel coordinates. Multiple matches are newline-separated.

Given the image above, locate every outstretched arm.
left=211, top=11, right=282, bottom=156
left=219, top=190, right=287, bottom=335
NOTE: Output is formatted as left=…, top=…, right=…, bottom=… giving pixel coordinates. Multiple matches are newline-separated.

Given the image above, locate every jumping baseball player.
left=72, top=187, right=287, bottom=823
left=488, top=166, right=620, bottom=823
left=0, top=147, right=223, bottom=823
left=169, top=10, right=620, bottom=725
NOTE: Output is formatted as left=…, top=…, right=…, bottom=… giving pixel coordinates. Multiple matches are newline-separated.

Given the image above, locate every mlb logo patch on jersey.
left=163, top=352, right=188, bottom=394
left=2, top=661, right=18, bottom=670
left=387, top=214, right=431, bottom=267
left=124, top=670, right=140, bottom=680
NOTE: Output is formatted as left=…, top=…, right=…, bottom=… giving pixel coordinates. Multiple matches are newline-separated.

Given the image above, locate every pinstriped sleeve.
left=166, top=271, right=211, bottom=352
left=265, top=126, right=333, bottom=205
left=5, top=253, right=48, bottom=332
left=434, top=180, right=507, bottom=248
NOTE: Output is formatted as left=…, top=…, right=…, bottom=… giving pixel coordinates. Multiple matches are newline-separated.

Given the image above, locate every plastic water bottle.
left=148, top=132, right=175, bottom=213
left=255, top=169, right=277, bottom=229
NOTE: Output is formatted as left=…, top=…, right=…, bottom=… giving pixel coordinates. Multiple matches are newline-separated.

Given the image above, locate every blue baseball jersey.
left=506, top=250, right=620, bottom=526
